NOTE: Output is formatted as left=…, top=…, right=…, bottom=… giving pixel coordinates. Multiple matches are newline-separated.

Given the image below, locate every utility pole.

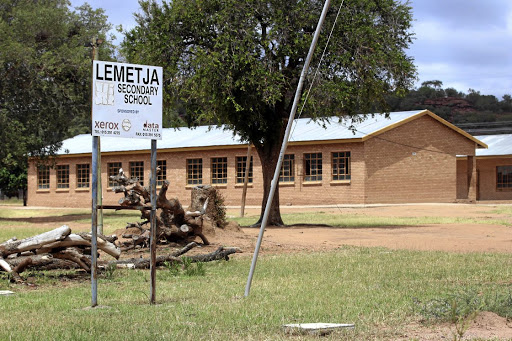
left=90, top=37, right=103, bottom=307
left=244, top=0, right=332, bottom=297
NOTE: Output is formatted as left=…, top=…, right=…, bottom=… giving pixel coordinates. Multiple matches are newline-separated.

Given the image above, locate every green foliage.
left=0, top=0, right=115, bottom=193
left=413, top=289, right=483, bottom=323
left=163, top=260, right=181, bottom=276
left=413, top=288, right=512, bottom=323
left=163, top=258, right=206, bottom=277
left=102, top=263, right=117, bottom=280
left=182, top=257, right=206, bottom=277
left=122, top=0, right=416, bottom=224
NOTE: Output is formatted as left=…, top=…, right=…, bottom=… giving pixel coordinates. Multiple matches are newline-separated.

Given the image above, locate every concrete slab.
left=283, top=323, right=355, bottom=335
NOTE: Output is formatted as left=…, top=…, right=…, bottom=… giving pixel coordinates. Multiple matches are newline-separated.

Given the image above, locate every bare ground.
left=218, top=204, right=512, bottom=254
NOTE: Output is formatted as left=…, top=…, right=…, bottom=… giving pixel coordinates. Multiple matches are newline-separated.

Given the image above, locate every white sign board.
left=92, top=61, right=163, bottom=140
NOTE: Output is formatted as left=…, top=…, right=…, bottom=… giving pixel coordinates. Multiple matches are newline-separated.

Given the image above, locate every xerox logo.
left=94, top=121, right=119, bottom=130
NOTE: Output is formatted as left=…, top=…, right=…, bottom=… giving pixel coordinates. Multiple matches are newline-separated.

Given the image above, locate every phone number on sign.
left=94, top=130, right=120, bottom=135
left=136, top=132, right=161, bottom=138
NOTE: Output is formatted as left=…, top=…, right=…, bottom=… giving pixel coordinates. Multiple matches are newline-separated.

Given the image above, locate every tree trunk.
left=254, top=140, right=284, bottom=227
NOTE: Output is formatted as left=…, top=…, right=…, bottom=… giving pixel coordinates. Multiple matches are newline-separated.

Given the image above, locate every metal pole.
left=240, top=144, right=252, bottom=217
left=90, top=40, right=100, bottom=307
left=149, top=139, right=157, bottom=304
left=91, top=136, right=99, bottom=307
left=244, top=0, right=332, bottom=297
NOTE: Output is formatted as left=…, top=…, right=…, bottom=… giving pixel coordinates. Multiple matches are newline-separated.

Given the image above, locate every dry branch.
left=36, top=233, right=121, bottom=259
left=110, top=243, right=241, bottom=269
left=0, top=225, right=71, bottom=257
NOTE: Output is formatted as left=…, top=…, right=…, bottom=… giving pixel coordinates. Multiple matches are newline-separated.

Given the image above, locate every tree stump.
left=189, top=185, right=226, bottom=227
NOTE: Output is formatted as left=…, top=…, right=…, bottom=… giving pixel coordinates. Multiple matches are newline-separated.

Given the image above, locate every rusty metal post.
left=149, top=139, right=157, bottom=304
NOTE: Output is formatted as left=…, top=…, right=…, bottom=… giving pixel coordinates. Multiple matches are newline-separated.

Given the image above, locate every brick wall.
left=27, top=114, right=482, bottom=208
left=27, top=142, right=367, bottom=208
left=456, top=158, right=469, bottom=199
left=363, top=115, right=476, bottom=203
left=476, top=157, right=512, bottom=200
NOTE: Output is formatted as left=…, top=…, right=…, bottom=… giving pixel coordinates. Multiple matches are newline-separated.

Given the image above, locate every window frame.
left=279, top=154, right=295, bottom=183
left=157, top=160, right=167, bottom=187
left=303, top=153, right=322, bottom=182
left=332, top=151, right=351, bottom=181
left=129, top=161, right=144, bottom=186
left=211, top=157, right=228, bottom=184
left=107, top=162, right=122, bottom=188
left=187, top=158, right=203, bottom=185
left=236, top=156, right=253, bottom=184
left=37, top=165, right=50, bottom=190
left=56, top=164, right=70, bottom=189
left=496, top=165, right=512, bottom=190
left=76, top=164, right=90, bottom=188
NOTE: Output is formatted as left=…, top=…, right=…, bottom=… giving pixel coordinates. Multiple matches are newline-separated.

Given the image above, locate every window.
left=279, top=154, right=295, bottom=182
left=76, top=164, right=90, bottom=188
left=37, top=165, right=50, bottom=189
left=108, top=162, right=122, bottom=187
left=497, top=166, right=512, bottom=189
left=304, top=153, right=322, bottom=182
left=236, top=156, right=253, bottom=184
left=187, top=159, right=202, bottom=185
left=157, top=160, right=167, bottom=186
left=56, top=165, right=69, bottom=189
left=211, top=157, right=228, bottom=184
left=130, top=161, right=144, bottom=186
left=332, top=152, right=351, bottom=181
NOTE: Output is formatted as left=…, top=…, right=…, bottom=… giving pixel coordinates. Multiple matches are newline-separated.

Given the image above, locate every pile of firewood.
left=0, top=172, right=240, bottom=284
left=111, top=169, right=227, bottom=250
left=0, top=226, right=242, bottom=283
left=0, top=225, right=120, bottom=283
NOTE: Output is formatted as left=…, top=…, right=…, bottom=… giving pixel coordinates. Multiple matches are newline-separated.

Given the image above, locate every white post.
left=244, top=0, right=332, bottom=297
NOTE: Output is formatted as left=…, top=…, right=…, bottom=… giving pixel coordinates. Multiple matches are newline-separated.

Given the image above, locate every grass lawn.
left=0, top=205, right=511, bottom=340
left=1, top=247, right=511, bottom=340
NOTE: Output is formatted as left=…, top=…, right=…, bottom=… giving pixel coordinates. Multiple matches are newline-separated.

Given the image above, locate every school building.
left=26, top=110, right=512, bottom=207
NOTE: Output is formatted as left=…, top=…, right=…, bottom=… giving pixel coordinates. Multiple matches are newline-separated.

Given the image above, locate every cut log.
left=0, top=225, right=71, bottom=257
left=1, top=255, right=78, bottom=272
left=173, top=242, right=198, bottom=256
left=0, top=257, right=12, bottom=272
left=36, top=233, right=121, bottom=259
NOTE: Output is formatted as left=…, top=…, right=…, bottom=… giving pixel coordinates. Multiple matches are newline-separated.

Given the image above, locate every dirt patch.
left=234, top=223, right=512, bottom=254
left=395, top=312, right=512, bottom=340
left=216, top=204, right=512, bottom=254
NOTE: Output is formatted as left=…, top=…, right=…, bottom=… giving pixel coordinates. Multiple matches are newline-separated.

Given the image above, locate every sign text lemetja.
left=92, top=61, right=163, bottom=140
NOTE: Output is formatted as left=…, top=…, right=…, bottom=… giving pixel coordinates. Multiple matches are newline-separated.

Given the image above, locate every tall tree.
left=122, top=0, right=416, bottom=225
left=0, top=0, right=115, bottom=203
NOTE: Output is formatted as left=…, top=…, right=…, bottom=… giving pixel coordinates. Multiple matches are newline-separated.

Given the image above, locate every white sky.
left=71, top=0, right=512, bottom=98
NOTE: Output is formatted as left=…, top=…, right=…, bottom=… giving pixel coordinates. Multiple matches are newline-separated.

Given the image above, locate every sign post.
left=91, top=60, right=162, bottom=306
